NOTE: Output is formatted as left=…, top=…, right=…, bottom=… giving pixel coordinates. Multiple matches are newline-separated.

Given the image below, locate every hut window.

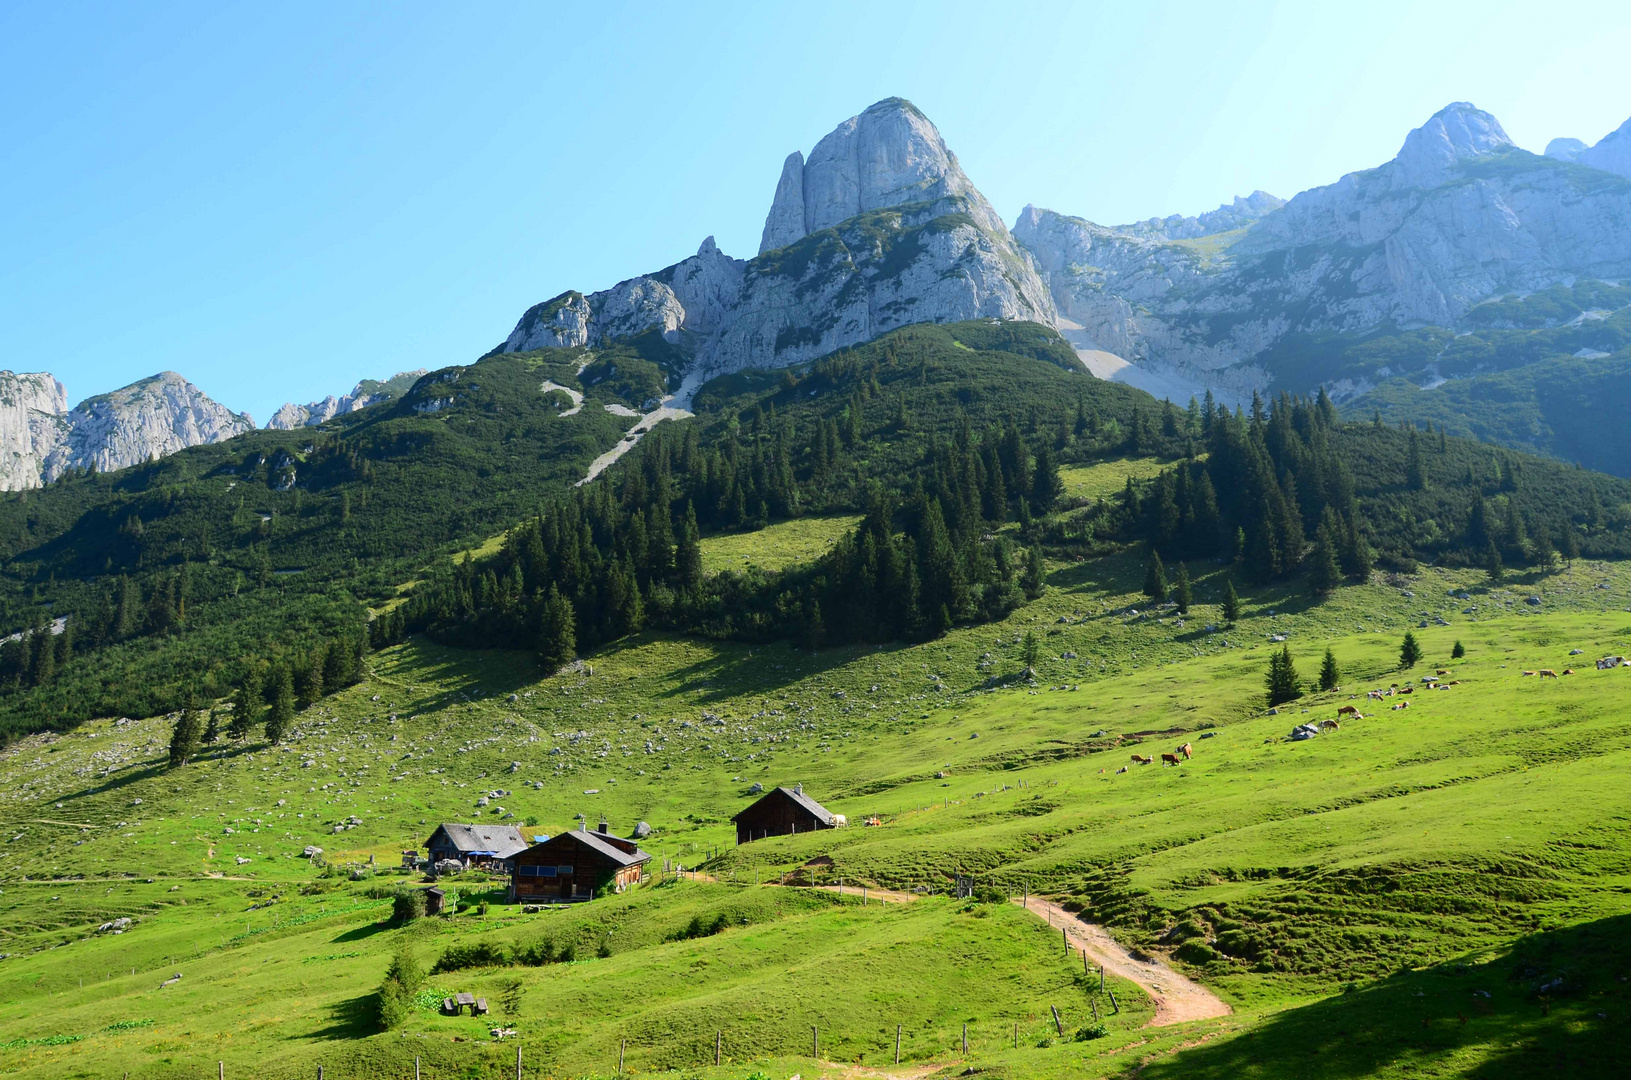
left=538, top=865, right=557, bottom=877
left=557, top=865, right=574, bottom=876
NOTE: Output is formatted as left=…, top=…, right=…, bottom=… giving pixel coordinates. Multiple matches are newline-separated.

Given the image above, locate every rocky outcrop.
left=267, top=369, right=427, bottom=429
left=1545, top=137, right=1587, bottom=162
left=1113, top=190, right=1284, bottom=241
left=1578, top=116, right=1631, bottom=179
left=39, top=372, right=254, bottom=481
left=1013, top=102, right=1631, bottom=398
left=0, top=372, right=70, bottom=492
left=496, top=98, right=1054, bottom=381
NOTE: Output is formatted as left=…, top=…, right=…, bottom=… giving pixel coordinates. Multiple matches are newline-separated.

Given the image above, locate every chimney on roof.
left=795, top=782, right=803, bottom=795
left=580, top=817, right=588, bottom=832
left=598, top=815, right=609, bottom=834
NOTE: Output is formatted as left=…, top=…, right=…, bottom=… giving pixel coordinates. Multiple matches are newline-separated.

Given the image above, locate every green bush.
left=1073, top=1024, right=1109, bottom=1042
left=433, top=940, right=510, bottom=972
left=391, top=889, right=426, bottom=923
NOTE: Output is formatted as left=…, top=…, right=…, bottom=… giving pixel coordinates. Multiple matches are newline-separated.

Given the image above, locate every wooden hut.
left=506, top=818, right=651, bottom=903
left=423, top=823, right=529, bottom=870
left=732, top=784, right=837, bottom=845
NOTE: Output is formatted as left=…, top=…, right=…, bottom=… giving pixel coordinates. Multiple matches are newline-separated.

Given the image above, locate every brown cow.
left=1436, top=669, right=1450, bottom=676
left=1562, top=668, right=1575, bottom=675
left=1131, top=754, right=1153, bottom=765
left=1178, top=742, right=1193, bottom=759
left=1319, top=718, right=1342, bottom=732
left=1400, top=687, right=1414, bottom=695
left=1160, top=753, right=1181, bottom=766
left=1337, top=705, right=1360, bottom=717
left=1539, top=669, right=1559, bottom=679
left=1522, top=671, right=1538, bottom=677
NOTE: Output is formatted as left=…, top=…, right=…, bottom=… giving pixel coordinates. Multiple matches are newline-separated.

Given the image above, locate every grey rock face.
left=0, top=370, right=253, bottom=489
left=0, top=371, right=69, bottom=492
left=1113, top=190, right=1284, bottom=241
left=1545, top=137, right=1587, bottom=162
left=1013, top=101, right=1631, bottom=399
left=758, top=97, right=1006, bottom=254
left=268, top=369, right=427, bottom=429
left=497, top=98, right=1054, bottom=383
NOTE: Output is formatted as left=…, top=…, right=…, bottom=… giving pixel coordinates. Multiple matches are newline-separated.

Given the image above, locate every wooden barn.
left=732, top=784, right=837, bottom=845
left=424, top=823, right=529, bottom=869
left=506, top=818, right=651, bottom=903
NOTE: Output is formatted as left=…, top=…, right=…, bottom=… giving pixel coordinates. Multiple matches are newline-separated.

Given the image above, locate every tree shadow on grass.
left=1136, top=914, right=1630, bottom=1080
left=304, top=991, right=379, bottom=1041
left=332, top=920, right=395, bottom=943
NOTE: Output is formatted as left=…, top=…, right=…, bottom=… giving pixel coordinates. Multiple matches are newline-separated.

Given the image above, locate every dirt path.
left=1015, top=896, right=1231, bottom=1026
left=802, top=882, right=918, bottom=903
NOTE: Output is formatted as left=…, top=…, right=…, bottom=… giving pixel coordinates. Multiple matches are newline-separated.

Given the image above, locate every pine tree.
left=1406, top=428, right=1426, bottom=490
left=674, top=501, right=703, bottom=590
left=1308, top=517, right=1342, bottom=596
left=229, top=669, right=263, bottom=740
left=1318, top=648, right=1340, bottom=691
left=265, top=665, right=295, bottom=745
left=1143, top=549, right=1168, bottom=602
left=1265, top=645, right=1301, bottom=706
left=202, top=707, right=220, bottom=745
left=168, top=706, right=203, bottom=767
left=1021, top=546, right=1046, bottom=600
left=1021, top=629, right=1040, bottom=672
left=1452, top=640, right=1466, bottom=659
left=1221, top=578, right=1240, bottom=624
left=1175, top=562, right=1193, bottom=615
left=1030, top=443, right=1060, bottom=514
left=1399, top=631, right=1422, bottom=669
left=537, top=585, right=577, bottom=671
left=1483, top=538, right=1504, bottom=583
left=1563, top=527, right=1581, bottom=566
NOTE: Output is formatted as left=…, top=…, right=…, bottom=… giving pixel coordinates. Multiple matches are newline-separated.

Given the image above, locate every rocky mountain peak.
left=757, top=97, right=1004, bottom=254
left=1392, top=102, right=1513, bottom=186
left=268, top=369, right=428, bottom=430
left=1578, top=116, right=1631, bottom=179
left=1545, top=137, right=1588, bottom=162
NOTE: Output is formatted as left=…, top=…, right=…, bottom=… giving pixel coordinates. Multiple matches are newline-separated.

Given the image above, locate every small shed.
left=506, top=818, right=651, bottom=903
left=424, top=823, right=529, bottom=869
left=423, top=886, right=446, bottom=915
left=732, top=784, right=836, bottom=845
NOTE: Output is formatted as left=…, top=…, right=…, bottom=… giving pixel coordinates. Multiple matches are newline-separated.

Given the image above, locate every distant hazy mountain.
left=267, top=370, right=428, bottom=430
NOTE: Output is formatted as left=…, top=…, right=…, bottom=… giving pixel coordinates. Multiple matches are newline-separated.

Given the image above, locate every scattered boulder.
left=632, top=821, right=652, bottom=839
left=302, top=845, right=323, bottom=859
left=748, top=782, right=764, bottom=794
left=234, top=856, right=251, bottom=865
left=97, top=917, right=132, bottom=934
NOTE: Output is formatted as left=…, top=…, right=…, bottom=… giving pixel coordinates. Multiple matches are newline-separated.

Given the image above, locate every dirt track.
left=1015, top=896, right=1231, bottom=1026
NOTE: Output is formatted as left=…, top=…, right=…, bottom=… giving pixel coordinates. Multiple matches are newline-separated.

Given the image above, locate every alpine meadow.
left=4, top=58, right=1631, bottom=1080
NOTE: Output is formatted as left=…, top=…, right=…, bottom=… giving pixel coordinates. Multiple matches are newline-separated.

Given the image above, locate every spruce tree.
left=1452, top=640, right=1466, bottom=659
left=675, top=501, right=703, bottom=590
left=229, top=669, right=263, bottom=740
left=537, top=585, right=577, bottom=671
left=1175, top=562, right=1193, bottom=615
left=1318, top=648, right=1340, bottom=691
left=1021, top=546, right=1046, bottom=600
left=1030, top=444, right=1060, bottom=515
left=1406, top=428, right=1426, bottom=490
left=1483, top=538, right=1504, bottom=583
left=202, top=707, right=220, bottom=745
left=1221, top=578, right=1240, bottom=624
left=168, top=705, right=203, bottom=767
left=1399, top=631, right=1422, bottom=669
left=1308, top=518, right=1342, bottom=596
left=1021, top=629, right=1040, bottom=672
left=1143, top=549, right=1168, bottom=602
left=265, top=665, right=295, bottom=745
left=1265, top=646, right=1301, bottom=706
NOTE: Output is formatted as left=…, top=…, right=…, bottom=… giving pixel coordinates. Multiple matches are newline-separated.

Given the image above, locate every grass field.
left=1057, top=457, right=1169, bottom=502
left=698, top=515, right=863, bottom=576
left=2, top=459, right=1629, bottom=1078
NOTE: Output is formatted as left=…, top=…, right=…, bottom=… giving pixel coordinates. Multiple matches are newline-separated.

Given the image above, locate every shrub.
left=1073, top=1024, right=1109, bottom=1042
left=374, top=945, right=423, bottom=1031
left=391, top=889, right=426, bottom=923
left=515, top=938, right=556, bottom=966
left=433, top=941, right=510, bottom=973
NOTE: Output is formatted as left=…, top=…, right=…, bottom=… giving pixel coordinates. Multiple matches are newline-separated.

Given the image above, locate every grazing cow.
left=1391, top=701, right=1411, bottom=710
left=1522, top=671, right=1538, bottom=677
left=1400, top=687, right=1414, bottom=695
left=1116, top=766, right=1127, bottom=775
left=1436, top=669, right=1450, bottom=676
left=1179, top=742, right=1193, bottom=759
left=1131, top=754, right=1153, bottom=765
left=1337, top=705, right=1360, bottom=717
left=1448, top=680, right=1460, bottom=686
left=1562, top=668, right=1575, bottom=676
left=1161, top=753, right=1181, bottom=766
left=1539, top=669, right=1559, bottom=679
left=1319, top=718, right=1342, bottom=731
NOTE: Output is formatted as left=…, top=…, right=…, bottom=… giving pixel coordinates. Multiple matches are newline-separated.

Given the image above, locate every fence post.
left=1083, top=949, right=1089, bottom=976
left=1062, top=926, right=1068, bottom=953
left=813, top=1025, right=819, bottom=1059
left=895, top=1024, right=902, bottom=1064
left=1050, top=1005, right=1063, bottom=1035
left=219, top=1063, right=225, bottom=1080
left=1091, top=998, right=1099, bottom=1023
left=517, top=1043, right=522, bottom=1080
left=416, top=1057, right=421, bottom=1080
left=1099, top=965, right=1105, bottom=994
left=318, top=1068, right=324, bottom=1080
left=962, top=1023, right=968, bottom=1055
left=1013, top=1022, right=1018, bottom=1049
left=1108, top=990, right=1119, bottom=1013
left=716, top=1030, right=722, bottom=1065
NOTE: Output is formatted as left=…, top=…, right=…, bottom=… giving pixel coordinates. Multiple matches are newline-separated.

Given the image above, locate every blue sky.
left=3, top=1, right=1629, bottom=423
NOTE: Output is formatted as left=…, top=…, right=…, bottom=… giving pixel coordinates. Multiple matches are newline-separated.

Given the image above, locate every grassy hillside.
left=2, top=465, right=1628, bottom=1076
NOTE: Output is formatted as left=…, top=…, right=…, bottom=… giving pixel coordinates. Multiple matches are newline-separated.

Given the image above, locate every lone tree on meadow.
left=229, top=668, right=263, bottom=740
left=1266, top=645, right=1301, bottom=707
left=1021, top=629, right=1041, bottom=671
left=1452, top=640, right=1466, bottom=659
left=1399, top=631, right=1423, bottom=669
left=167, top=703, right=203, bottom=768
left=1483, top=539, right=1504, bottom=584
left=1319, top=648, right=1341, bottom=692
left=1221, top=577, right=1240, bottom=624
left=265, top=665, right=295, bottom=745
left=1144, top=549, right=1168, bottom=602
left=1174, top=562, right=1193, bottom=615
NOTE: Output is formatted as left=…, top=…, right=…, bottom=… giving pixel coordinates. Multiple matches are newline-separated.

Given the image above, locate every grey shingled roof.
left=428, top=823, right=529, bottom=859
left=732, top=786, right=834, bottom=824
left=510, top=829, right=652, bottom=868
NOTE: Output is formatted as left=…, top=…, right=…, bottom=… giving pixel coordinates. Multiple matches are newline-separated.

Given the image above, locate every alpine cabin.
left=506, top=817, right=651, bottom=903
left=732, top=784, right=838, bottom=845
left=424, top=823, right=530, bottom=869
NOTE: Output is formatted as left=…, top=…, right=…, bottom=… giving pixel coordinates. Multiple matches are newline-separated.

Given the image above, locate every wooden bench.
left=473, top=998, right=489, bottom=1016
left=442, top=998, right=456, bottom=1014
